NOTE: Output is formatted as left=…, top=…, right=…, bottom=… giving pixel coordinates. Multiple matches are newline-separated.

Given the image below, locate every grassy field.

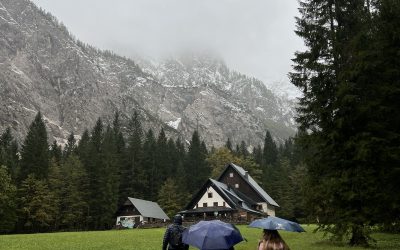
left=0, top=225, right=399, bottom=250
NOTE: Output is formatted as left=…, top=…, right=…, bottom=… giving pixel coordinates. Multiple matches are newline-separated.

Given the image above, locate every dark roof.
left=218, top=163, right=279, bottom=207
left=183, top=178, right=264, bottom=217
left=210, top=179, right=264, bottom=216
left=127, top=197, right=169, bottom=220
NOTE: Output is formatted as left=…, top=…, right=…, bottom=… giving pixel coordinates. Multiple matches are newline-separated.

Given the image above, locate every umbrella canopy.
left=248, top=216, right=305, bottom=232
left=183, top=220, right=244, bottom=250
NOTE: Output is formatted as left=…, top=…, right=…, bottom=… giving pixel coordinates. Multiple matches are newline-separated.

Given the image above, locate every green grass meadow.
left=0, top=225, right=399, bottom=250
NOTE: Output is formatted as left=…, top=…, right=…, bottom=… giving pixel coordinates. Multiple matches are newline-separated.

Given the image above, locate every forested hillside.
left=0, top=112, right=303, bottom=233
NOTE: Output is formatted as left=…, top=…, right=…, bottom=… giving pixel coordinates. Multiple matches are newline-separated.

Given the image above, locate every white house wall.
left=196, top=186, right=231, bottom=208
left=258, top=202, right=275, bottom=216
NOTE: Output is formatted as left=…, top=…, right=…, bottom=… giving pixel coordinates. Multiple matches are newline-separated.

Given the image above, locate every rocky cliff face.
left=0, top=0, right=297, bottom=148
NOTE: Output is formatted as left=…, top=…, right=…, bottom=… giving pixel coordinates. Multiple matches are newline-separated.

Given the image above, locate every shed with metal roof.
left=116, top=197, right=169, bottom=228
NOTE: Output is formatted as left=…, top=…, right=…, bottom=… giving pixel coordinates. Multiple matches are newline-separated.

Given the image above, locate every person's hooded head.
left=173, top=214, right=183, bottom=225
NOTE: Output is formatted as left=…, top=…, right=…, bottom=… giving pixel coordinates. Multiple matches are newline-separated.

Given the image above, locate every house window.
left=230, top=172, right=234, bottom=177
left=213, top=202, right=218, bottom=207
left=203, top=203, right=208, bottom=207
left=208, top=192, right=213, bottom=198
left=223, top=202, right=226, bottom=207
left=235, top=183, right=239, bottom=188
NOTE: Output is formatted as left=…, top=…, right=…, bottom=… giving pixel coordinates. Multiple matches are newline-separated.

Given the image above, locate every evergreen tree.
left=77, top=129, right=90, bottom=168
left=93, top=125, right=120, bottom=229
left=47, top=160, right=63, bottom=230
left=372, top=0, right=400, bottom=232
left=49, top=141, right=62, bottom=165
left=0, top=128, right=19, bottom=180
left=20, top=112, right=49, bottom=181
left=155, top=128, right=169, bottom=188
left=120, top=112, right=145, bottom=202
left=252, top=144, right=263, bottom=167
left=263, top=131, right=278, bottom=166
left=85, top=119, right=104, bottom=229
left=174, top=138, right=187, bottom=190
left=290, top=0, right=400, bottom=245
left=63, top=133, right=76, bottom=160
left=166, top=138, right=179, bottom=176
left=0, top=166, right=17, bottom=233
left=184, top=131, right=210, bottom=194
left=142, top=129, right=157, bottom=200
left=111, top=112, right=126, bottom=205
left=239, top=141, right=248, bottom=157
left=17, top=174, right=57, bottom=232
left=61, top=155, right=89, bottom=230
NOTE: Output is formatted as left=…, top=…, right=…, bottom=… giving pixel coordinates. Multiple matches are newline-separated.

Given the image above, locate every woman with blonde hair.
left=258, top=229, right=290, bottom=250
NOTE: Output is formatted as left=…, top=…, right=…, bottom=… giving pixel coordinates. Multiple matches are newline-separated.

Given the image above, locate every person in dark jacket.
left=162, top=214, right=189, bottom=250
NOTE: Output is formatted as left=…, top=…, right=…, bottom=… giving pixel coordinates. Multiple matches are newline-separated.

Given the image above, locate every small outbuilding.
left=116, top=197, right=169, bottom=228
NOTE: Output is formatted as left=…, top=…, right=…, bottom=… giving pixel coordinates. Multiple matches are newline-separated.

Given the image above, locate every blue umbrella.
left=183, top=220, right=244, bottom=250
left=248, top=216, right=305, bottom=232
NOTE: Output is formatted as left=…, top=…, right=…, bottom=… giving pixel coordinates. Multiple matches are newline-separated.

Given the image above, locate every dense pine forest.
left=0, top=111, right=303, bottom=233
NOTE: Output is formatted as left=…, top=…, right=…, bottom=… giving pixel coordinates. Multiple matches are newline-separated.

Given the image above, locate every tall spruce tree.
left=61, top=155, right=89, bottom=230
left=174, top=138, right=187, bottom=190
left=77, top=129, right=91, bottom=176
left=290, top=0, right=400, bottom=245
left=263, top=131, right=278, bottom=166
left=142, top=129, right=157, bottom=200
left=94, top=125, right=120, bottom=229
left=85, top=118, right=104, bottom=229
left=184, top=131, right=210, bottom=194
left=155, top=128, right=169, bottom=186
left=371, top=0, right=400, bottom=232
left=111, top=112, right=126, bottom=205
left=20, top=112, right=49, bottom=181
left=166, top=138, right=179, bottom=176
left=120, top=112, right=146, bottom=201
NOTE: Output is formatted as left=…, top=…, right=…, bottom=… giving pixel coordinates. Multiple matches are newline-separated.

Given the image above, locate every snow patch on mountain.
left=167, top=118, right=181, bottom=130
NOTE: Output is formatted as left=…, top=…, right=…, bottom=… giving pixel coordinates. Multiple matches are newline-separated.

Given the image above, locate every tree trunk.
left=349, top=225, right=369, bottom=247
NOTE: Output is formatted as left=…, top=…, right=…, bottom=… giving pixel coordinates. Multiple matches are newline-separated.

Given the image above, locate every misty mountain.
left=0, top=0, right=297, bottom=147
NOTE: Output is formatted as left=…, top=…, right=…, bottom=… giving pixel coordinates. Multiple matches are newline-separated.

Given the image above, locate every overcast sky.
left=31, top=0, right=304, bottom=95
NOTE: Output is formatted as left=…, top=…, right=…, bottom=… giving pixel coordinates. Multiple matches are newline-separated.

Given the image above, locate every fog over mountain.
left=31, top=0, right=303, bottom=99
left=0, top=0, right=298, bottom=148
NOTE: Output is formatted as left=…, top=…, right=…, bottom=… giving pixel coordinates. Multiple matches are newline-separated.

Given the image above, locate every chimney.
left=244, top=171, right=249, bottom=179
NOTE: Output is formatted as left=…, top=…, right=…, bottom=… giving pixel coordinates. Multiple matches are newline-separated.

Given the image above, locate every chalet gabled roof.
left=210, top=179, right=264, bottom=216
left=183, top=178, right=264, bottom=216
left=218, top=163, right=280, bottom=207
left=184, top=179, right=237, bottom=210
left=127, top=197, right=169, bottom=220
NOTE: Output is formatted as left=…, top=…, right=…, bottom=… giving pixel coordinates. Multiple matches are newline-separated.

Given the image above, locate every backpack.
left=169, top=225, right=184, bottom=248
